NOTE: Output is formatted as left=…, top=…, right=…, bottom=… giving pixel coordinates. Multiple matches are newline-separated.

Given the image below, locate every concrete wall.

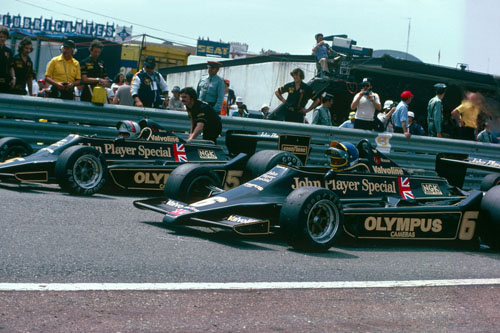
left=164, top=61, right=317, bottom=111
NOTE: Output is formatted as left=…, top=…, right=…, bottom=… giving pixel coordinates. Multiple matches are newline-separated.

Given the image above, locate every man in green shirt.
left=427, top=83, right=446, bottom=137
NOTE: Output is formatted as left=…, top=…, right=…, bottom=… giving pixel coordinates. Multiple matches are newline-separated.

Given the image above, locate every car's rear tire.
left=244, top=150, right=302, bottom=180
left=480, top=185, right=500, bottom=250
left=0, top=137, right=33, bottom=162
left=480, top=173, right=500, bottom=191
left=279, top=186, right=343, bottom=252
left=164, top=164, right=221, bottom=203
left=55, top=145, right=107, bottom=195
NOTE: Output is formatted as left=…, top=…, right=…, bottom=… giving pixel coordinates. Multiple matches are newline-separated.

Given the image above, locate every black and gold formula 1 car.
left=134, top=140, right=500, bottom=252
left=0, top=119, right=310, bottom=195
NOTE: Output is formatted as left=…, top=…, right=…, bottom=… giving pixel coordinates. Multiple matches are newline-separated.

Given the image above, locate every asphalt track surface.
left=1, top=183, right=500, bottom=332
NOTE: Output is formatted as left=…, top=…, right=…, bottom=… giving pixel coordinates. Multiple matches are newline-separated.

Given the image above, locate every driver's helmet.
left=326, top=141, right=359, bottom=171
left=116, top=120, right=141, bottom=139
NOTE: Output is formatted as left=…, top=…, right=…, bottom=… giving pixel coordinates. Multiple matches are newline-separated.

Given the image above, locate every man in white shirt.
left=350, top=78, right=381, bottom=130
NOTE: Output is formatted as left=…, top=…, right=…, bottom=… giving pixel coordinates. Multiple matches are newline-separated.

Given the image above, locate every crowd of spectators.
left=0, top=28, right=498, bottom=144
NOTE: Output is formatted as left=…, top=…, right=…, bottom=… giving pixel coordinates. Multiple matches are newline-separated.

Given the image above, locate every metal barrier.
left=1, top=93, right=499, bottom=189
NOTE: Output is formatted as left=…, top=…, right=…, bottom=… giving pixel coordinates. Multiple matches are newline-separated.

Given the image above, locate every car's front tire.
left=480, top=185, right=500, bottom=250
left=164, top=164, right=221, bottom=203
left=0, top=137, right=33, bottom=162
left=279, top=186, right=343, bottom=252
left=55, top=145, right=107, bottom=195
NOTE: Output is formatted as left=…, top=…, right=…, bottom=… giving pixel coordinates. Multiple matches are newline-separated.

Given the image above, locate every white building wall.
left=165, top=61, right=317, bottom=112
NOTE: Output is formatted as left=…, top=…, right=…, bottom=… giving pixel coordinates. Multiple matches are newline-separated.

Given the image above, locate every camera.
left=364, top=89, right=371, bottom=96
left=62, top=82, right=68, bottom=86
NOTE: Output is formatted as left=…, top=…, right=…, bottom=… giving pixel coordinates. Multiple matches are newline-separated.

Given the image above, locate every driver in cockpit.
left=324, top=141, right=359, bottom=179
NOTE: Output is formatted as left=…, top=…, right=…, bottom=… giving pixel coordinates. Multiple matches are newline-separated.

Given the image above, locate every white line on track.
left=1, top=279, right=500, bottom=291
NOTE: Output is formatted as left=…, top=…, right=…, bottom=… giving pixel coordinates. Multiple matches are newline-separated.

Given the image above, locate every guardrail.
left=1, top=93, right=499, bottom=189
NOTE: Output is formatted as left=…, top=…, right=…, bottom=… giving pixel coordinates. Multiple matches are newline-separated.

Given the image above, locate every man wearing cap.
left=131, top=56, right=169, bottom=108
left=220, top=79, right=235, bottom=116
left=427, top=83, right=447, bottom=137
left=312, top=93, right=334, bottom=126
left=312, top=33, right=340, bottom=79
left=339, top=112, right=356, bottom=129
left=79, top=39, right=110, bottom=102
left=377, top=100, right=397, bottom=132
left=112, top=73, right=134, bottom=106
left=350, top=78, right=381, bottom=130
left=260, top=104, right=270, bottom=119
left=36, top=79, right=50, bottom=98
left=197, top=61, right=225, bottom=114
left=392, top=90, right=414, bottom=138
left=168, top=86, right=185, bottom=111
left=180, top=87, right=222, bottom=143
left=45, top=38, right=81, bottom=100
left=408, top=111, right=425, bottom=135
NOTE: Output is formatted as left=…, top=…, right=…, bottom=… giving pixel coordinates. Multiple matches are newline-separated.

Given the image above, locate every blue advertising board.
left=197, top=40, right=230, bottom=58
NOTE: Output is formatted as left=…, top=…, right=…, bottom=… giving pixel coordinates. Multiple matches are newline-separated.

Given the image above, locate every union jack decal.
left=398, top=177, right=415, bottom=199
left=174, top=144, right=188, bottom=162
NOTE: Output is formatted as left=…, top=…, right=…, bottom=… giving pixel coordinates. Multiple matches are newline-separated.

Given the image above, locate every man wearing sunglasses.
left=350, top=78, right=381, bottom=130
left=131, top=56, right=169, bottom=108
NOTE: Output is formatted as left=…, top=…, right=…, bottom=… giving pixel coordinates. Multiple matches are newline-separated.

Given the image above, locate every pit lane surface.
left=1, top=183, right=500, bottom=332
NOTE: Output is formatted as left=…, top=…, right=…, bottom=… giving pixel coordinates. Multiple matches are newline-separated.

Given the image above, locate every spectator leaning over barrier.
left=451, top=92, right=482, bottom=141
left=427, top=83, right=447, bottom=138
left=377, top=100, right=397, bottom=132
left=197, top=61, right=225, bottom=114
left=274, top=68, right=320, bottom=123
left=312, top=92, right=334, bottom=126
left=112, top=73, right=134, bottom=106
left=477, top=121, right=499, bottom=143
left=131, top=56, right=169, bottom=108
left=0, top=27, right=15, bottom=94
left=180, top=87, right=222, bottom=143
left=36, top=79, right=50, bottom=97
left=168, top=86, right=185, bottom=111
left=11, top=37, right=34, bottom=96
left=80, top=39, right=110, bottom=102
left=392, top=90, right=413, bottom=139
left=45, top=38, right=81, bottom=100
left=350, top=78, right=381, bottom=131
left=260, top=104, right=270, bottom=119
left=408, top=111, right=425, bottom=135
left=339, top=111, right=356, bottom=128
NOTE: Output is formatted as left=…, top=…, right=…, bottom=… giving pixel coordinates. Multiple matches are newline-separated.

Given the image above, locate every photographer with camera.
left=350, top=78, right=381, bottom=130
left=44, top=39, right=81, bottom=100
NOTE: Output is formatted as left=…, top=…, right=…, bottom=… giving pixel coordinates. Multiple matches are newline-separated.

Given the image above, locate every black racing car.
left=134, top=140, right=500, bottom=252
left=0, top=119, right=310, bottom=195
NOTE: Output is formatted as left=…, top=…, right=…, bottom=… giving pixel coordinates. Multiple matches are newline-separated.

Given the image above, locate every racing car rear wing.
left=225, top=130, right=311, bottom=164
left=435, top=153, right=500, bottom=188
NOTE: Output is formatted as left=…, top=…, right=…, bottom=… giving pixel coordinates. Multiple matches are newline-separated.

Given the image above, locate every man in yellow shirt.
left=45, top=39, right=81, bottom=100
left=451, top=92, right=482, bottom=141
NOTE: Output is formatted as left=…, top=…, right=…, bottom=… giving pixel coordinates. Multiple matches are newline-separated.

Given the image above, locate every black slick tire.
left=0, top=137, right=33, bottom=162
left=480, top=185, right=500, bottom=250
left=55, top=145, right=107, bottom=195
left=244, top=150, right=302, bottom=180
left=279, top=186, right=343, bottom=252
left=164, top=164, right=221, bottom=203
left=480, top=173, right=500, bottom=192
